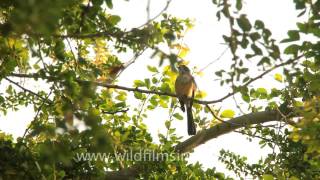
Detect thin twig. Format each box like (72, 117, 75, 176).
(37, 41, 49, 72)
(232, 94, 246, 114)
(136, 76, 163, 120)
(205, 104, 284, 128)
(206, 104, 243, 126)
(77, 0, 92, 34)
(22, 87, 54, 139)
(198, 46, 229, 72)
(234, 130, 275, 143)
(4, 77, 52, 104)
(146, 0, 151, 21)
(102, 108, 129, 115)
(136, 0, 172, 29)
(66, 38, 77, 61)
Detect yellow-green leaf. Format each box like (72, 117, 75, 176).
(108, 15, 121, 26)
(196, 90, 207, 99)
(178, 46, 190, 58)
(159, 99, 168, 108)
(114, 131, 121, 137)
(289, 176, 299, 180)
(290, 133, 301, 142)
(274, 73, 283, 82)
(221, 109, 235, 118)
(262, 174, 274, 180)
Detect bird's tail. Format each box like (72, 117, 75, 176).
(187, 90, 196, 135)
(187, 106, 196, 135)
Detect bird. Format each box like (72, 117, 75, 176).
(175, 65, 197, 135)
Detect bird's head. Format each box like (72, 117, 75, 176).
(177, 65, 191, 74)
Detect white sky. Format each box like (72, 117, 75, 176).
(0, 0, 300, 178)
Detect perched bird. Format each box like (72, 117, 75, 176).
(175, 65, 197, 135)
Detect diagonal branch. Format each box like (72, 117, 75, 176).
(22, 87, 54, 139)
(4, 77, 52, 104)
(174, 110, 283, 153)
(104, 110, 297, 179)
(137, 0, 172, 29)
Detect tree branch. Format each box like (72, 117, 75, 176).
(102, 108, 129, 115)
(104, 110, 295, 179)
(9, 56, 300, 105)
(137, 0, 172, 29)
(4, 77, 52, 104)
(22, 87, 54, 139)
(174, 110, 283, 153)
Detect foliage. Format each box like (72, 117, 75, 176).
(0, 0, 319, 179)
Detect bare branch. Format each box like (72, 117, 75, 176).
(174, 110, 283, 153)
(136, 0, 172, 29)
(198, 46, 229, 72)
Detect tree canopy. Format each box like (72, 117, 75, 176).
(0, 0, 320, 179)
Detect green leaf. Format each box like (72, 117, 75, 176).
(108, 15, 121, 26)
(240, 36, 249, 48)
(144, 78, 151, 88)
(254, 20, 264, 29)
(93, 0, 104, 6)
(274, 73, 283, 82)
(258, 57, 271, 66)
(236, 0, 242, 10)
(160, 83, 171, 92)
(237, 15, 252, 32)
(33, 64, 40, 70)
(115, 93, 126, 101)
(0, 95, 4, 104)
(242, 93, 250, 103)
(105, 0, 113, 9)
(245, 54, 255, 59)
(147, 65, 158, 73)
(281, 30, 300, 43)
(134, 92, 143, 99)
(215, 70, 225, 77)
(289, 176, 300, 180)
(159, 99, 168, 108)
(134, 80, 145, 87)
(221, 109, 235, 118)
(239, 68, 249, 74)
(152, 77, 158, 84)
(297, 22, 307, 33)
(114, 130, 121, 137)
(288, 30, 300, 40)
(256, 87, 268, 99)
(262, 174, 274, 180)
(249, 32, 261, 41)
(150, 96, 158, 106)
(165, 120, 171, 129)
(251, 44, 262, 55)
(173, 113, 183, 120)
(263, 29, 272, 41)
(257, 87, 267, 94)
(284, 44, 300, 55)
(115, 102, 126, 108)
(270, 44, 280, 59)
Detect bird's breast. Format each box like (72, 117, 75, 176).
(175, 74, 195, 98)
